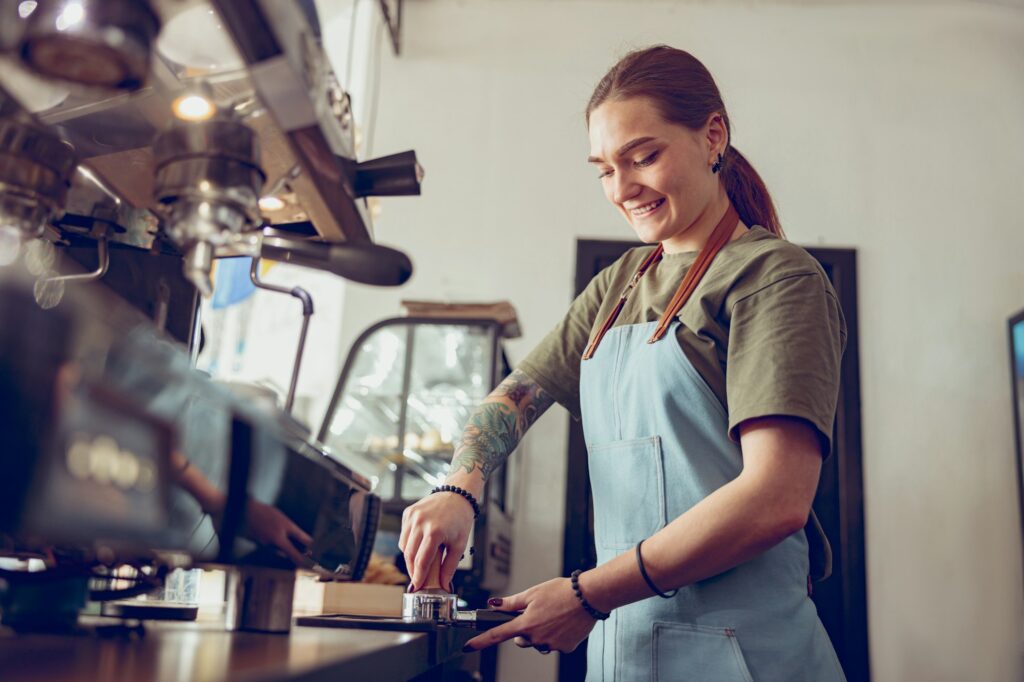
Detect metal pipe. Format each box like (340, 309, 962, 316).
(248, 257, 313, 414)
(39, 235, 110, 286)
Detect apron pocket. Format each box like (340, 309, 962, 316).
(588, 435, 666, 551)
(652, 622, 754, 682)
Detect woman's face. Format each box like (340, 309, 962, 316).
(588, 97, 724, 249)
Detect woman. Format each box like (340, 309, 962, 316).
(399, 45, 847, 681)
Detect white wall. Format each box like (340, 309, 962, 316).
(325, 1, 1024, 680)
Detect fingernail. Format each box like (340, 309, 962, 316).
(487, 598, 503, 607)
(462, 645, 473, 653)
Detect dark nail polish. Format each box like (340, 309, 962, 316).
(487, 598, 502, 607)
(462, 645, 473, 653)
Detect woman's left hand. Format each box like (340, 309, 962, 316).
(463, 577, 598, 654)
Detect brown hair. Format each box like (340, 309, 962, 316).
(586, 45, 783, 237)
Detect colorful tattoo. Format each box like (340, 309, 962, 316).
(493, 369, 553, 435)
(448, 370, 554, 481)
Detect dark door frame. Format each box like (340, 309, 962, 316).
(558, 239, 869, 682)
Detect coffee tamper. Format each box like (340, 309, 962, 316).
(402, 553, 517, 630)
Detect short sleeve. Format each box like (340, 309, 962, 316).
(726, 272, 846, 456)
(517, 269, 610, 420)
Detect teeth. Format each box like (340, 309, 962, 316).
(630, 199, 664, 216)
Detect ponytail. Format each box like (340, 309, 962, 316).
(721, 147, 783, 237)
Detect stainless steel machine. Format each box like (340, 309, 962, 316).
(0, 0, 420, 635)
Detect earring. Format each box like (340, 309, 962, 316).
(711, 153, 723, 174)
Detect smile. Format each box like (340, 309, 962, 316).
(629, 198, 665, 217)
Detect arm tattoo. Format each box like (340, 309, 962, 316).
(492, 369, 554, 436)
(449, 369, 555, 481)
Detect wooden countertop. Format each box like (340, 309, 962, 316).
(0, 617, 475, 682)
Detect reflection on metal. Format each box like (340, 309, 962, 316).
(33, 233, 109, 309)
(0, 119, 77, 239)
(19, 0, 161, 90)
(248, 257, 313, 415)
(153, 116, 265, 296)
(0, 225, 20, 266)
(22, 236, 54, 275)
(225, 566, 296, 633)
(402, 588, 457, 623)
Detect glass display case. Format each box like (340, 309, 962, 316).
(317, 317, 513, 596)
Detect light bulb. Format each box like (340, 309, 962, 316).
(258, 196, 285, 212)
(172, 93, 215, 122)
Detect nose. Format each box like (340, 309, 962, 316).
(609, 170, 641, 206)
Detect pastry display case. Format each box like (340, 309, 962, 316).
(318, 317, 514, 598)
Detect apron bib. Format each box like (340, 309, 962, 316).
(579, 319, 846, 682)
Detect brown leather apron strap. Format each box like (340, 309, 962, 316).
(582, 244, 663, 360)
(648, 203, 739, 344)
(582, 204, 740, 361)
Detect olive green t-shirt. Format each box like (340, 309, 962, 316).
(518, 226, 847, 455)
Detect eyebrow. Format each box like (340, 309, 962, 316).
(587, 136, 658, 164)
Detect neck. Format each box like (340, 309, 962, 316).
(661, 186, 741, 254)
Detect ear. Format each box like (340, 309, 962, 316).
(703, 112, 728, 161)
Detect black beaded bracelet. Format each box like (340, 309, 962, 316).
(570, 569, 610, 621)
(430, 484, 480, 519)
(635, 539, 679, 599)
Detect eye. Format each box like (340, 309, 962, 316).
(597, 168, 613, 179)
(634, 151, 659, 168)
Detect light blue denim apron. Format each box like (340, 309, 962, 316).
(579, 319, 846, 681)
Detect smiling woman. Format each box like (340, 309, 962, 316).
(400, 45, 847, 682)
(585, 45, 781, 249)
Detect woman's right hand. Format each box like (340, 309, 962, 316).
(399, 491, 476, 591)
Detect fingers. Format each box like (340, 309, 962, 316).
(289, 523, 313, 549)
(403, 528, 423, 586)
(463, 616, 524, 652)
(486, 589, 529, 612)
(439, 542, 464, 590)
(513, 638, 550, 654)
(398, 506, 412, 554)
(277, 533, 310, 567)
(411, 535, 442, 590)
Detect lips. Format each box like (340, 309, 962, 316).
(629, 198, 665, 217)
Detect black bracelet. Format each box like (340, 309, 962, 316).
(635, 539, 678, 599)
(430, 484, 480, 519)
(570, 569, 610, 621)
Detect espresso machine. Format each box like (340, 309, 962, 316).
(0, 0, 423, 634)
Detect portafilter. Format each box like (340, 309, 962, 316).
(0, 118, 77, 263)
(153, 116, 265, 296)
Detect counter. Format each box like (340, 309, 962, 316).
(0, 617, 476, 682)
